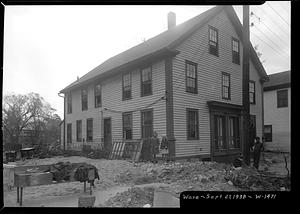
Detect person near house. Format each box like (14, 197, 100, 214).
(150, 131, 160, 163)
(252, 137, 264, 169)
(160, 136, 169, 162)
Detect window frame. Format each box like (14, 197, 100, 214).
(232, 37, 240, 65)
(94, 83, 102, 108)
(76, 120, 82, 142)
(249, 80, 256, 104)
(81, 88, 88, 111)
(67, 93, 72, 114)
(222, 72, 231, 100)
(140, 66, 153, 97)
(208, 26, 219, 57)
(141, 109, 153, 139)
(186, 108, 199, 140)
(122, 73, 132, 100)
(264, 125, 273, 142)
(185, 60, 198, 94)
(122, 112, 133, 140)
(277, 89, 288, 108)
(86, 118, 93, 142)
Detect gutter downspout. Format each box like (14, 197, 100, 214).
(58, 92, 66, 151)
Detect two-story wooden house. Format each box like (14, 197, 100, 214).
(59, 6, 268, 161)
(263, 70, 290, 153)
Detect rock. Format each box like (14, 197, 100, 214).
(143, 204, 151, 208)
(188, 186, 193, 190)
(233, 167, 242, 170)
(227, 181, 233, 185)
(280, 187, 286, 191)
(127, 198, 132, 203)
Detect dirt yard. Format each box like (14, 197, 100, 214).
(3, 152, 290, 207)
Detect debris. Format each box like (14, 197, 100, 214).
(143, 204, 151, 208)
(78, 195, 96, 207)
(227, 181, 233, 185)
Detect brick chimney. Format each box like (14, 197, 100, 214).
(168, 12, 176, 29)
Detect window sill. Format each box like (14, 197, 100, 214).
(141, 93, 152, 97)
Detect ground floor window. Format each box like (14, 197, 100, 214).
(141, 109, 153, 138)
(76, 120, 82, 142)
(67, 123, 72, 144)
(86, 118, 93, 142)
(264, 125, 272, 142)
(187, 109, 199, 140)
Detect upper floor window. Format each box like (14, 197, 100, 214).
(232, 38, 240, 64)
(94, 84, 101, 108)
(86, 118, 93, 142)
(186, 61, 198, 94)
(187, 109, 199, 140)
(67, 93, 72, 114)
(141, 67, 152, 97)
(123, 112, 133, 140)
(209, 26, 219, 56)
(277, 89, 288, 108)
(222, 72, 231, 100)
(81, 88, 88, 111)
(249, 81, 256, 104)
(123, 73, 132, 100)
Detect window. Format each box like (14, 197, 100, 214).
(94, 84, 101, 108)
(141, 67, 152, 96)
(232, 38, 240, 64)
(186, 61, 197, 93)
(81, 88, 88, 111)
(86, 118, 93, 142)
(187, 109, 199, 140)
(209, 26, 218, 56)
(264, 125, 272, 142)
(76, 120, 82, 142)
(123, 112, 133, 140)
(123, 73, 132, 100)
(228, 116, 240, 149)
(141, 109, 153, 138)
(249, 81, 256, 104)
(67, 123, 72, 144)
(67, 93, 72, 114)
(277, 89, 288, 108)
(222, 73, 231, 100)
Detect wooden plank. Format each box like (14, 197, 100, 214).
(114, 142, 121, 159)
(109, 142, 117, 159)
(133, 141, 143, 162)
(119, 142, 126, 159)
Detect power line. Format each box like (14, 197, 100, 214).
(250, 31, 289, 60)
(250, 11, 289, 47)
(266, 2, 290, 27)
(251, 22, 290, 57)
(255, 6, 290, 36)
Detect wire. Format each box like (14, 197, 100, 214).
(250, 31, 289, 60)
(250, 11, 289, 47)
(103, 95, 166, 114)
(266, 2, 290, 27)
(251, 23, 290, 57)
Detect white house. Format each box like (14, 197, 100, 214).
(59, 6, 268, 161)
(263, 70, 290, 153)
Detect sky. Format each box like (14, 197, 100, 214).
(3, 2, 291, 118)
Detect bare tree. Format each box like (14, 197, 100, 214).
(2, 92, 58, 147)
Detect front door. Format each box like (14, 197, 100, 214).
(104, 118, 112, 151)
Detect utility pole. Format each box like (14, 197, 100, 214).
(242, 5, 251, 165)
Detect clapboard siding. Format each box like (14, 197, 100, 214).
(249, 60, 263, 140)
(64, 60, 166, 150)
(172, 10, 263, 158)
(263, 88, 291, 152)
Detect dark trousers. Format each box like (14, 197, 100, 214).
(253, 151, 261, 169)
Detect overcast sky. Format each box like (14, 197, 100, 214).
(3, 2, 290, 118)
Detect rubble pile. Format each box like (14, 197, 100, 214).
(103, 187, 154, 207)
(224, 166, 290, 191)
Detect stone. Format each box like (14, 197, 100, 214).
(227, 181, 233, 185)
(143, 204, 151, 208)
(280, 187, 286, 191)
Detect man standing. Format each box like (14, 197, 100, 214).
(150, 132, 160, 163)
(252, 137, 264, 169)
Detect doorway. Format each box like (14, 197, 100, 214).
(104, 118, 112, 151)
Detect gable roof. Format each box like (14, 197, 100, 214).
(60, 6, 268, 93)
(264, 70, 290, 91)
